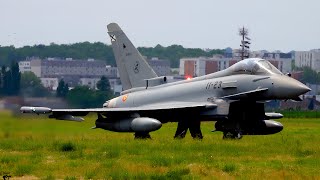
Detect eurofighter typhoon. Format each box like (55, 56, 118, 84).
(21, 23, 311, 139)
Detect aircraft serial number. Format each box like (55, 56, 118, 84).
(206, 81, 222, 90)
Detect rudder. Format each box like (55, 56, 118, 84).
(107, 23, 158, 90)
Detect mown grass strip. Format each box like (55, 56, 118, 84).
(0, 111, 319, 179)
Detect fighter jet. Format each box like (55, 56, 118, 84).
(20, 23, 311, 139)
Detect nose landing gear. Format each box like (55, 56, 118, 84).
(222, 131, 243, 139)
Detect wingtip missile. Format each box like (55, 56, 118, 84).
(20, 106, 52, 114)
(265, 112, 283, 119)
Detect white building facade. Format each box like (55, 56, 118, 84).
(18, 61, 32, 73)
(79, 78, 101, 89)
(18, 57, 120, 93)
(295, 50, 320, 72)
(40, 78, 59, 90)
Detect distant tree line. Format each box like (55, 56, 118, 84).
(0, 42, 224, 68)
(138, 44, 224, 68)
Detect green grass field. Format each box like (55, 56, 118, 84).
(0, 111, 319, 179)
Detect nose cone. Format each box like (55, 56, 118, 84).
(272, 76, 311, 99)
(295, 83, 311, 95)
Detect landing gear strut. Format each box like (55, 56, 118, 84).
(174, 120, 203, 139)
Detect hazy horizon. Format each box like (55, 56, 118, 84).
(1, 0, 319, 52)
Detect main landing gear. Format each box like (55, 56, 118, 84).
(174, 119, 203, 139)
(215, 120, 243, 139)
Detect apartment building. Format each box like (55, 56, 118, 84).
(147, 57, 171, 76)
(262, 52, 292, 73)
(179, 55, 236, 77)
(19, 57, 119, 91)
(295, 50, 320, 72)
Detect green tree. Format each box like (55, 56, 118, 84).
(20, 72, 41, 88)
(56, 79, 69, 97)
(96, 76, 110, 91)
(0, 62, 21, 96)
(10, 61, 21, 95)
(63, 83, 69, 96)
(20, 71, 50, 97)
(0, 66, 6, 95)
(3, 68, 11, 95)
(66, 86, 110, 108)
(302, 67, 320, 84)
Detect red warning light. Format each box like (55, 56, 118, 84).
(185, 76, 192, 80)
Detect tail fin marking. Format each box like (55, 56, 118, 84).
(107, 23, 158, 90)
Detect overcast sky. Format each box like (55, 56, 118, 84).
(1, 0, 319, 52)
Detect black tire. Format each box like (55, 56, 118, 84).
(134, 132, 151, 139)
(223, 131, 242, 139)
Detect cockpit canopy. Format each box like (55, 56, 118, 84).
(230, 58, 283, 75)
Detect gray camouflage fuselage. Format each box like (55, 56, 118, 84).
(104, 58, 310, 123)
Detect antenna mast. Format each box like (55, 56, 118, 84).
(239, 26, 251, 60)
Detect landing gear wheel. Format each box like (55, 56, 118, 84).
(223, 132, 233, 139)
(134, 132, 151, 139)
(235, 132, 243, 139)
(223, 131, 242, 139)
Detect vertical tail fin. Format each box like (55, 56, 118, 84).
(107, 23, 158, 90)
